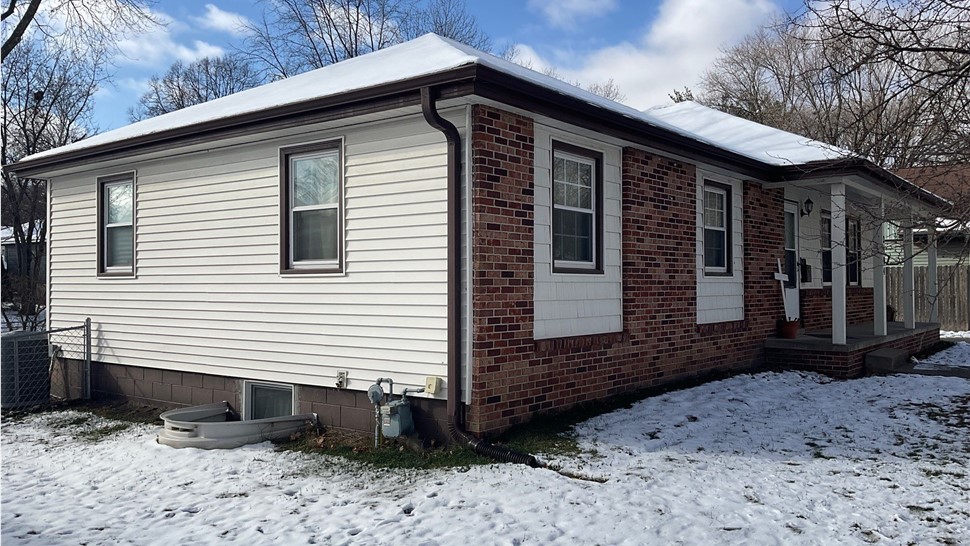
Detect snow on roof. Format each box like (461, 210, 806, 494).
(19, 33, 851, 169)
(646, 101, 851, 166)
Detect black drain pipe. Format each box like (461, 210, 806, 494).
(420, 86, 540, 468)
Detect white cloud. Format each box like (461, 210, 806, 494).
(516, 0, 779, 109)
(527, 0, 617, 29)
(194, 4, 251, 36)
(115, 9, 225, 66)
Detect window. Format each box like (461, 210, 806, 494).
(847, 218, 862, 285)
(703, 182, 731, 274)
(552, 142, 602, 273)
(280, 141, 343, 273)
(821, 212, 832, 284)
(98, 174, 135, 276)
(245, 381, 295, 420)
(884, 221, 901, 241)
(783, 204, 797, 288)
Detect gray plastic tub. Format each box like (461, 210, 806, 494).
(157, 401, 316, 449)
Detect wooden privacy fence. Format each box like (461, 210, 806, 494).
(887, 265, 970, 331)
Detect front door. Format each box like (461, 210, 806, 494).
(783, 202, 800, 320)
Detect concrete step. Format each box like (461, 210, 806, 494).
(865, 348, 909, 374)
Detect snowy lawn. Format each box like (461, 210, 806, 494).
(914, 340, 970, 371)
(3, 369, 969, 545)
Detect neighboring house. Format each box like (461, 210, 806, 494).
(888, 165, 970, 267)
(1, 222, 46, 302)
(9, 35, 947, 441)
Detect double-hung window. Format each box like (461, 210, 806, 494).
(280, 141, 343, 273)
(552, 142, 602, 273)
(98, 174, 135, 276)
(703, 182, 730, 274)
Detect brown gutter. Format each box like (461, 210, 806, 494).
(419, 86, 463, 426)
(420, 85, 539, 467)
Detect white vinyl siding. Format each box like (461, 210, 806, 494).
(696, 171, 743, 324)
(533, 124, 622, 339)
(47, 111, 460, 394)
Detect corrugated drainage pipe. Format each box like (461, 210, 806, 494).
(420, 85, 541, 469)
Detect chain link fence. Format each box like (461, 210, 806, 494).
(1, 318, 91, 409)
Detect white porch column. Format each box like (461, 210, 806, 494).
(831, 183, 847, 345)
(928, 228, 938, 323)
(902, 215, 916, 329)
(873, 199, 887, 336)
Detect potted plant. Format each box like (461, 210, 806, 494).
(778, 315, 800, 339)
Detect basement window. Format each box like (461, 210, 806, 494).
(245, 381, 295, 420)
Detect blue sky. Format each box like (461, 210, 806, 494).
(95, 0, 806, 132)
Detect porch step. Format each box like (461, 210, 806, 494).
(865, 348, 909, 374)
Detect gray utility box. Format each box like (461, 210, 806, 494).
(1, 331, 51, 408)
(380, 399, 415, 438)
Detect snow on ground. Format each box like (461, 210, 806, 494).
(3, 368, 969, 545)
(914, 340, 970, 370)
(942, 330, 970, 340)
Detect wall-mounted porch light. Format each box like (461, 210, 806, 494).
(801, 197, 814, 217)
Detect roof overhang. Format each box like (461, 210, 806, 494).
(776, 158, 951, 212)
(9, 63, 945, 214)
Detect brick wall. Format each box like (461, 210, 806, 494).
(800, 287, 875, 330)
(467, 105, 788, 436)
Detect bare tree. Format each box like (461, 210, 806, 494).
(503, 46, 627, 102)
(700, 3, 969, 173)
(698, 0, 970, 305)
(1, 0, 158, 61)
(2, 36, 101, 330)
(128, 54, 265, 121)
(668, 87, 695, 103)
(2, 0, 158, 330)
(399, 0, 489, 49)
(241, 0, 490, 79)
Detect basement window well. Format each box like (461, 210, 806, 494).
(157, 381, 312, 449)
(245, 381, 295, 420)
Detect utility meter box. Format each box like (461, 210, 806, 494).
(380, 399, 414, 438)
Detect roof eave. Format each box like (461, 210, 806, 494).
(777, 158, 952, 211)
(9, 65, 482, 178)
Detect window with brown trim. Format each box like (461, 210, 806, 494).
(280, 140, 343, 274)
(97, 173, 135, 276)
(552, 141, 603, 274)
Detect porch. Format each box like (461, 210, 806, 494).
(765, 321, 940, 378)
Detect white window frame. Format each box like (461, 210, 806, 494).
(243, 380, 297, 420)
(703, 183, 730, 274)
(98, 174, 135, 276)
(552, 148, 598, 272)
